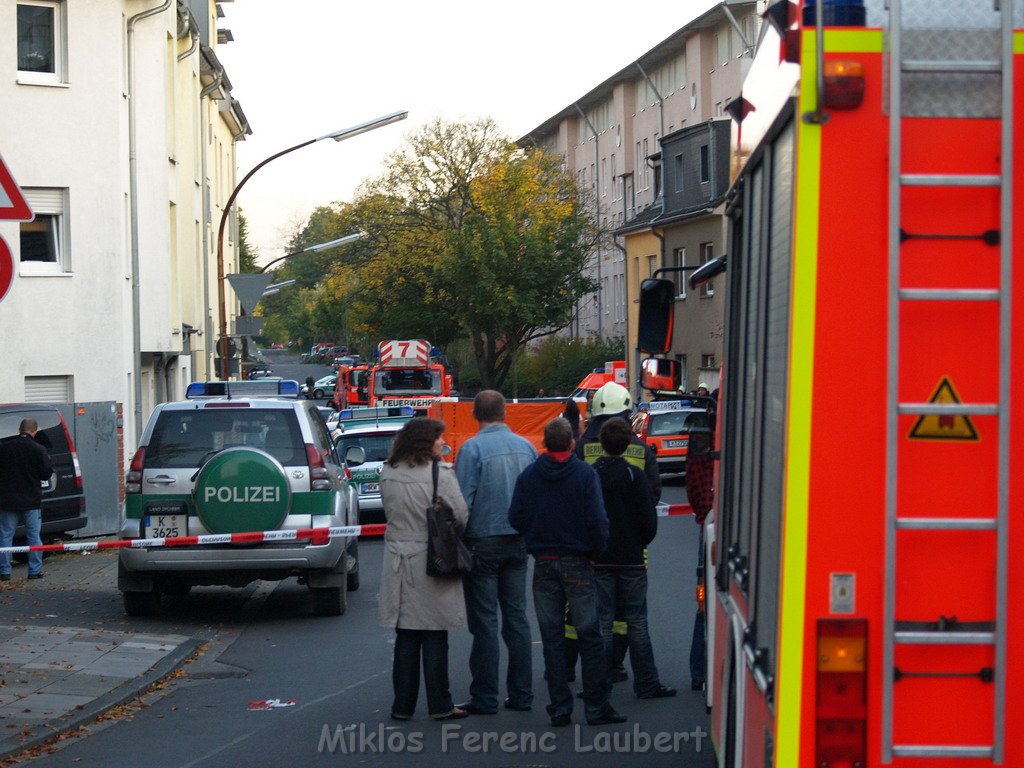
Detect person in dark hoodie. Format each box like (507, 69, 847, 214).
(576, 382, 661, 502)
(0, 418, 52, 581)
(593, 417, 676, 699)
(509, 417, 625, 728)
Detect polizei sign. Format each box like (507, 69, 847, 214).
(193, 448, 291, 533)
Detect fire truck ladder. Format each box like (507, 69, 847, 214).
(883, 0, 1012, 762)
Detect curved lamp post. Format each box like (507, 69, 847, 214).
(217, 111, 407, 379)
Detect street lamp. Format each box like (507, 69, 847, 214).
(216, 110, 408, 379)
(258, 231, 367, 274)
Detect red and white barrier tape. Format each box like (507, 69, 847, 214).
(0, 523, 388, 555)
(656, 502, 692, 517)
(2, 506, 692, 554)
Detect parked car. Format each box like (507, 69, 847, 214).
(0, 404, 86, 541)
(302, 375, 337, 400)
(334, 405, 414, 525)
(117, 379, 365, 617)
(630, 399, 712, 476)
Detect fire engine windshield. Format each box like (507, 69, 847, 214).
(375, 369, 442, 396)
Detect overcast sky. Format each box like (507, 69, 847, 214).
(215, 0, 719, 263)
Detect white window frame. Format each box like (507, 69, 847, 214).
(699, 242, 715, 297)
(673, 247, 687, 298)
(17, 1, 67, 86)
(20, 188, 70, 274)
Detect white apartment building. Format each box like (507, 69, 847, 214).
(0, 0, 248, 449)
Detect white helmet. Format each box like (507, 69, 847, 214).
(591, 382, 632, 416)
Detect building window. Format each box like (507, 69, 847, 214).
(20, 188, 69, 273)
(610, 154, 618, 200)
(648, 254, 658, 279)
(642, 138, 650, 191)
(699, 242, 715, 297)
(701, 354, 717, 369)
(601, 158, 607, 196)
(700, 145, 710, 183)
(673, 248, 687, 298)
(17, 1, 66, 84)
(674, 154, 684, 191)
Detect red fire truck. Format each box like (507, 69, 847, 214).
(331, 363, 370, 409)
(368, 339, 452, 408)
(639, 1, 1020, 765)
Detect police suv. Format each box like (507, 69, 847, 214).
(333, 405, 414, 525)
(117, 380, 364, 617)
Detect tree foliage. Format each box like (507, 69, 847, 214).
(258, 118, 600, 383)
(237, 211, 259, 273)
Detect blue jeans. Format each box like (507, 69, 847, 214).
(595, 568, 663, 696)
(0, 509, 42, 577)
(532, 556, 611, 720)
(689, 528, 707, 684)
(392, 629, 455, 718)
(463, 535, 533, 710)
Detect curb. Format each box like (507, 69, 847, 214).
(0, 637, 202, 763)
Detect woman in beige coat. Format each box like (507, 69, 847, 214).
(380, 417, 470, 721)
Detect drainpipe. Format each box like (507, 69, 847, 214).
(199, 67, 224, 381)
(176, 16, 198, 62)
(574, 103, 602, 337)
(127, 0, 174, 441)
(635, 62, 666, 211)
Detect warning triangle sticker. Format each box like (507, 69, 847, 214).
(0, 153, 34, 222)
(908, 376, 979, 441)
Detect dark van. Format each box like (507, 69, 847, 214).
(0, 405, 86, 540)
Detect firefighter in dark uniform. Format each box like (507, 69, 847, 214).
(572, 381, 661, 681)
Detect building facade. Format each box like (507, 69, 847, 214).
(519, 0, 761, 393)
(0, 0, 248, 448)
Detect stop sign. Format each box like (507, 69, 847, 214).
(0, 236, 12, 304)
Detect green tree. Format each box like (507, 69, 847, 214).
(352, 118, 598, 387)
(237, 211, 259, 273)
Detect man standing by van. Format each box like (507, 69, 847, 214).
(0, 418, 52, 580)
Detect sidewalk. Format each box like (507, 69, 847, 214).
(0, 550, 199, 762)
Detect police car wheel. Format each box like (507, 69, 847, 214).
(314, 388, 324, 399)
(123, 589, 161, 617)
(311, 585, 346, 616)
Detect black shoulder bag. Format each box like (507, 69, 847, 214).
(426, 460, 474, 578)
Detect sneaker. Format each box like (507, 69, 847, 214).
(638, 684, 677, 699)
(586, 709, 627, 725)
(612, 665, 629, 683)
(432, 707, 469, 721)
(691, 680, 705, 691)
(503, 698, 531, 712)
(27, 573, 43, 580)
(550, 713, 572, 727)
(390, 712, 413, 721)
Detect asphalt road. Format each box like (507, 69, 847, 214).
(19, 482, 710, 768)
(258, 348, 334, 401)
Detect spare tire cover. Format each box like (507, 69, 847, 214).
(193, 447, 291, 534)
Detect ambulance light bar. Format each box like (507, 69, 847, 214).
(185, 380, 300, 399)
(338, 405, 415, 421)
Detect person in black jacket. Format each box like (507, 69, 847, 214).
(593, 417, 676, 699)
(0, 418, 53, 581)
(509, 417, 626, 727)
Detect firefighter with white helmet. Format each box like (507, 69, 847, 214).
(576, 382, 661, 501)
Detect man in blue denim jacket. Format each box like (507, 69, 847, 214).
(455, 390, 537, 714)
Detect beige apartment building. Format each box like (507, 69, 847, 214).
(519, 0, 762, 395)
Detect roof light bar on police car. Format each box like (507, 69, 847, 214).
(338, 405, 415, 421)
(185, 380, 301, 399)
